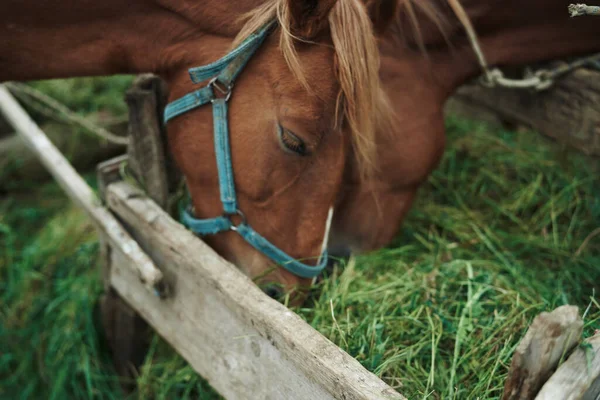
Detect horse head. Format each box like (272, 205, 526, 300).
(162, 0, 398, 300)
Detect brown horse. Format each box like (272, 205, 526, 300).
(3, 0, 598, 299)
(329, 0, 600, 257)
(0, 0, 397, 297)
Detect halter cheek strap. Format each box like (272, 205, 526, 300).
(164, 23, 328, 279)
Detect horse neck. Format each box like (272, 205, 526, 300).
(0, 0, 260, 82)
(393, 0, 600, 96)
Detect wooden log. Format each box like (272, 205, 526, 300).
(0, 123, 125, 188)
(447, 67, 600, 156)
(502, 305, 583, 400)
(96, 74, 176, 392)
(0, 85, 166, 296)
(535, 333, 600, 400)
(105, 181, 404, 400)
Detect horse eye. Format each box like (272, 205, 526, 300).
(278, 125, 307, 156)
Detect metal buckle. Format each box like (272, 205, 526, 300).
(209, 77, 233, 102)
(226, 209, 246, 231)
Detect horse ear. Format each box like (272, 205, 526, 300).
(287, 0, 338, 39)
(366, 0, 400, 34)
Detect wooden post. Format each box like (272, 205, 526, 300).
(535, 333, 600, 399)
(96, 159, 153, 389)
(99, 286, 151, 390)
(124, 74, 180, 210)
(95, 74, 177, 388)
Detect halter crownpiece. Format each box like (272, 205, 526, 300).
(164, 22, 329, 279)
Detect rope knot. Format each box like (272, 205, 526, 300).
(479, 68, 503, 88)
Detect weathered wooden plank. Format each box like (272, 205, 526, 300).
(448, 67, 600, 156)
(105, 181, 404, 400)
(535, 333, 600, 400)
(0, 85, 165, 295)
(502, 305, 583, 400)
(125, 74, 171, 209)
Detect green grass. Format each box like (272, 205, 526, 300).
(1, 77, 599, 399)
(300, 116, 600, 399)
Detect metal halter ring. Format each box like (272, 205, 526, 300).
(226, 209, 246, 231)
(209, 77, 233, 102)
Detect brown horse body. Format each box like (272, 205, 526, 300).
(330, 0, 600, 256)
(2, 0, 599, 297)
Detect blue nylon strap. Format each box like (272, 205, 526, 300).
(179, 207, 328, 278)
(163, 86, 214, 123)
(212, 99, 237, 214)
(180, 207, 232, 235)
(188, 22, 275, 84)
(215, 28, 271, 88)
(235, 224, 328, 279)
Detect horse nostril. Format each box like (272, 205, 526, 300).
(328, 244, 352, 260)
(263, 284, 284, 300)
(323, 245, 352, 276)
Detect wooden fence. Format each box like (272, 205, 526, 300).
(0, 81, 404, 400)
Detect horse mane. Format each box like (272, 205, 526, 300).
(393, 0, 453, 54)
(233, 0, 393, 179)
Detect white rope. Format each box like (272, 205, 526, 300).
(4, 82, 129, 145)
(446, 0, 492, 81)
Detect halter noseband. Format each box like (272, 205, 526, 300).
(163, 23, 328, 279)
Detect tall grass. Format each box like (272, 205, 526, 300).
(1, 77, 599, 399)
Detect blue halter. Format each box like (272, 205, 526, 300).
(164, 23, 328, 279)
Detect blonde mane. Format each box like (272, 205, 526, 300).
(233, 0, 393, 178)
(394, 0, 452, 54)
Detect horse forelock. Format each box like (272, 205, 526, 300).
(233, 0, 395, 179)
